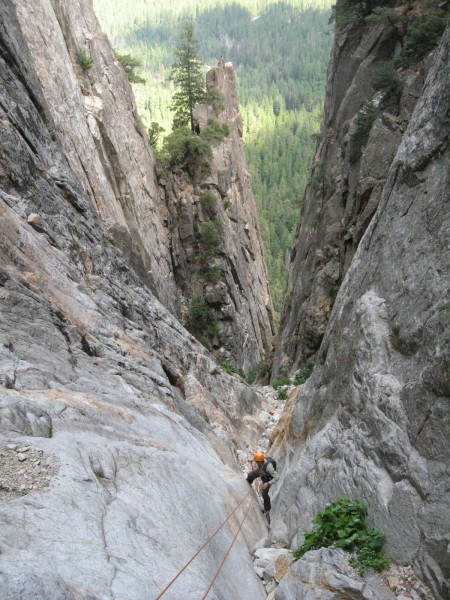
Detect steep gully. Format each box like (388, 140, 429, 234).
(0, 0, 449, 599)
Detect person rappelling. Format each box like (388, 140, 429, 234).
(246, 452, 279, 516)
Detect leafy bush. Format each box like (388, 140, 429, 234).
(147, 121, 165, 146)
(201, 118, 230, 144)
(272, 376, 291, 389)
(332, 0, 397, 27)
(246, 354, 270, 384)
(114, 50, 146, 83)
(348, 101, 378, 164)
(277, 388, 288, 400)
(163, 128, 212, 179)
(200, 191, 218, 217)
(201, 265, 222, 284)
(394, 11, 447, 67)
(196, 219, 223, 284)
(205, 88, 225, 114)
(218, 361, 244, 378)
(328, 284, 341, 303)
(370, 62, 401, 97)
(293, 363, 314, 385)
(77, 49, 93, 71)
(186, 295, 220, 342)
(293, 497, 390, 575)
(199, 220, 222, 259)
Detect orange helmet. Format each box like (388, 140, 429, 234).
(253, 452, 265, 462)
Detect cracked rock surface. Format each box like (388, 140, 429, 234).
(270, 25, 450, 600)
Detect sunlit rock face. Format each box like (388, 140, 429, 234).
(274, 16, 438, 377)
(270, 25, 450, 600)
(165, 59, 275, 374)
(0, 2, 273, 598)
(2, 0, 273, 375)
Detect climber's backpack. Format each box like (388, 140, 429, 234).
(262, 456, 277, 474)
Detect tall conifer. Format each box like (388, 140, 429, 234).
(170, 20, 205, 133)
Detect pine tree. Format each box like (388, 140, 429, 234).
(170, 20, 205, 133)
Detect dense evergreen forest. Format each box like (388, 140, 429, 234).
(93, 0, 333, 321)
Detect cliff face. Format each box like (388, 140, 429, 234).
(273, 13, 436, 377)
(2, 0, 273, 374)
(270, 23, 450, 600)
(0, 1, 274, 598)
(163, 60, 274, 373)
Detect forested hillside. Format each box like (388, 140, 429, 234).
(93, 0, 333, 319)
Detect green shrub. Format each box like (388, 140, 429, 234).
(272, 376, 291, 389)
(201, 265, 222, 284)
(246, 354, 270, 384)
(218, 361, 244, 378)
(328, 284, 341, 303)
(293, 497, 390, 575)
(277, 388, 288, 400)
(200, 191, 218, 217)
(163, 128, 212, 179)
(77, 49, 93, 71)
(370, 62, 401, 97)
(332, 0, 397, 27)
(205, 88, 225, 114)
(293, 363, 314, 385)
(148, 121, 165, 146)
(201, 118, 230, 144)
(394, 11, 447, 67)
(186, 295, 220, 343)
(198, 220, 222, 260)
(114, 50, 146, 83)
(348, 101, 378, 164)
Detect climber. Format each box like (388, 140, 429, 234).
(246, 452, 279, 513)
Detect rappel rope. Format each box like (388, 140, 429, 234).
(201, 497, 253, 599)
(154, 490, 253, 599)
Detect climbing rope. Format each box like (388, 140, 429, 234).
(201, 497, 253, 599)
(154, 490, 252, 599)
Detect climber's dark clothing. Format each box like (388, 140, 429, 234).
(246, 459, 279, 511)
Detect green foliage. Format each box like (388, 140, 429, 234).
(186, 295, 220, 342)
(77, 49, 93, 71)
(272, 376, 291, 389)
(277, 388, 288, 400)
(170, 20, 206, 132)
(201, 118, 230, 144)
(93, 0, 334, 319)
(148, 121, 165, 146)
(246, 353, 270, 384)
(198, 220, 222, 258)
(348, 101, 378, 164)
(218, 360, 244, 378)
(205, 87, 225, 114)
(394, 11, 447, 68)
(328, 283, 341, 302)
(201, 265, 222, 283)
(114, 50, 146, 83)
(333, 0, 397, 26)
(370, 62, 401, 97)
(200, 191, 218, 216)
(365, 6, 406, 29)
(272, 376, 291, 399)
(196, 219, 223, 280)
(293, 363, 314, 385)
(293, 497, 390, 575)
(163, 127, 212, 178)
